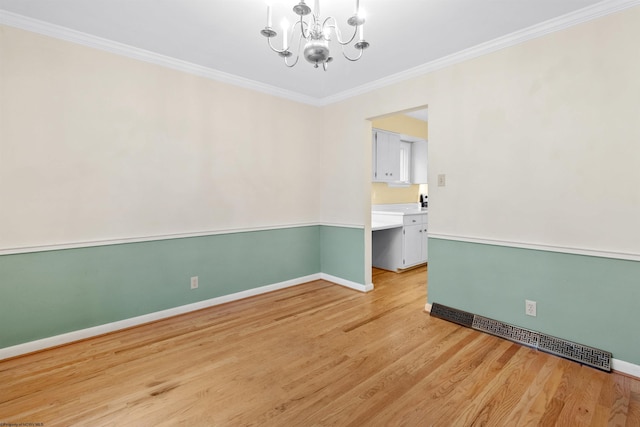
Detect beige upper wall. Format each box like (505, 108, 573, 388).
(0, 25, 322, 249)
(3, 5, 640, 257)
(321, 6, 640, 259)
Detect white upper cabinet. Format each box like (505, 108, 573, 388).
(411, 139, 428, 184)
(372, 129, 427, 185)
(372, 129, 401, 182)
(399, 141, 412, 183)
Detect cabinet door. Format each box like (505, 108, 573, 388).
(399, 141, 412, 183)
(373, 130, 388, 181)
(402, 224, 423, 267)
(421, 220, 428, 263)
(386, 132, 401, 181)
(372, 131, 379, 181)
(373, 130, 401, 182)
(411, 140, 428, 184)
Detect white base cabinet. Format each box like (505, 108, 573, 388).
(402, 214, 428, 268)
(372, 212, 428, 272)
(372, 228, 403, 271)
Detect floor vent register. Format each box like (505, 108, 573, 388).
(430, 303, 612, 372)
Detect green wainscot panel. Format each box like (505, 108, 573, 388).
(0, 226, 321, 348)
(320, 226, 365, 285)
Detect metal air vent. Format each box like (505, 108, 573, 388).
(430, 303, 474, 328)
(429, 303, 612, 372)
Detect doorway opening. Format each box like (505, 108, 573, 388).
(369, 106, 429, 297)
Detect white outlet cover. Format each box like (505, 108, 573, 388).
(190, 276, 198, 289)
(525, 300, 536, 316)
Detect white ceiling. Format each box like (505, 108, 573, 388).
(0, 0, 617, 102)
(404, 109, 428, 123)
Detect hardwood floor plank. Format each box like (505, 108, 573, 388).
(1, 266, 638, 426)
(625, 377, 640, 426)
(542, 363, 604, 426)
(489, 353, 559, 422)
(403, 338, 519, 423)
(345, 333, 512, 426)
(305, 328, 482, 426)
(608, 374, 632, 426)
(446, 343, 544, 425)
(508, 356, 565, 426)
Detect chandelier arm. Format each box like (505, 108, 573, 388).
(283, 54, 301, 68)
(323, 17, 359, 46)
(341, 46, 364, 62)
(283, 31, 305, 67)
(267, 36, 287, 55)
(295, 17, 309, 40)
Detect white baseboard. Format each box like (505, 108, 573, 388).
(612, 358, 640, 379)
(0, 273, 322, 361)
(3, 276, 638, 379)
(320, 273, 373, 293)
(14, 273, 635, 377)
(0, 272, 374, 360)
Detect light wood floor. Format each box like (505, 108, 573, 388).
(1, 266, 639, 426)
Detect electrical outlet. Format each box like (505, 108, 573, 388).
(525, 300, 536, 317)
(437, 174, 446, 187)
(190, 276, 198, 290)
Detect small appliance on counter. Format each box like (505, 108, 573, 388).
(419, 194, 428, 208)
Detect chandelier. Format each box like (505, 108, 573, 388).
(260, 0, 369, 70)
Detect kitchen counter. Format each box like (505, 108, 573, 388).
(372, 203, 428, 271)
(372, 203, 427, 228)
(371, 219, 403, 231)
(372, 203, 427, 231)
(372, 203, 427, 216)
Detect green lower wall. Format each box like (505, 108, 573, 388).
(428, 238, 640, 365)
(0, 226, 324, 349)
(320, 226, 365, 285)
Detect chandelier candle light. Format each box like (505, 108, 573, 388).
(260, 0, 369, 70)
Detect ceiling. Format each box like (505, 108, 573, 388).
(0, 0, 613, 102)
(404, 109, 428, 123)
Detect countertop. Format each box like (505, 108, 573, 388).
(372, 203, 427, 216)
(372, 203, 427, 231)
(371, 221, 402, 231)
(371, 219, 403, 231)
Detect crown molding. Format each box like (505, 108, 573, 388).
(317, 0, 640, 106)
(2, 0, 640, 107)
(0, 10, 320, 106)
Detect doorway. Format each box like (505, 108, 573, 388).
(369, 107, 429, 295)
